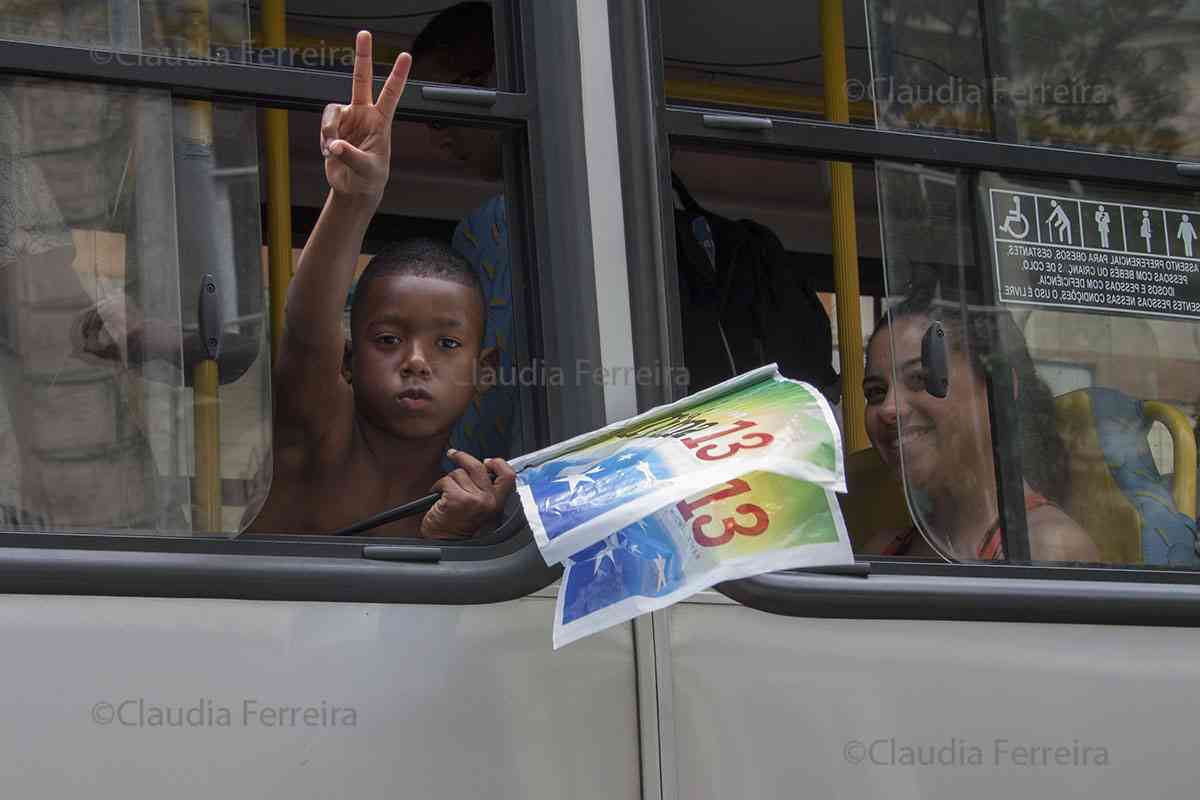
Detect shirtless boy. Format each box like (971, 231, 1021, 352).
(248, 32, 515, 538)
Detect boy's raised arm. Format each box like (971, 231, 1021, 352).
(273, 32, 412, 447)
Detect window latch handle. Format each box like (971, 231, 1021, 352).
(1176, 163, 1200, 178)
(420, 85, 498, 107)
(197, 273, 222, 360)
(702, 114, 773, 132)
(789, 562, 871, 578)
(362, 545, 443, 563)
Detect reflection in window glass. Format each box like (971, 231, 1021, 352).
(1, 1, 251, 57)
(248, 1, 504, 87)
(1000, 0, 1200, 158)
(866, 1, 1200, 158)
(864, 1, 990, 136)
(141, 0, 251, 57)
(659, 0, 873, 119)
(0, 76, 269, 535)
(868, 162, 1200, 568)
(1, 0, 109, 47)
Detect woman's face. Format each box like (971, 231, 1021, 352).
(863, 316, 993, 493)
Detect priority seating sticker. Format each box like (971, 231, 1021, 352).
(988, 188, 1200, 320)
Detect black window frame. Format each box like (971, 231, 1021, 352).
(610, 0, 1200, 627)
(0, 0, 618, 604)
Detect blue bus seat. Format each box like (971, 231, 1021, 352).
(1055, 388, 1198, 566)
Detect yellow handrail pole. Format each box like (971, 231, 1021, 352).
(193, 357, 222, 531)
(820, 0, 869, 452)
(262, 0, 293, 363)
(183, 2, 222, 531)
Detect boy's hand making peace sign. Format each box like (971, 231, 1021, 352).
(320, 31, 412, 198)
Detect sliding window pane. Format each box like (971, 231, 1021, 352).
(0, 76, 270, 535)
(866, 0, 1200, 157)
(1, 1, 251, 58)
(659, 0, 874, 121)
(872, 162, 1200, 567)
(249, 1, 513, 89)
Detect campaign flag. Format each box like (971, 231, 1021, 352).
(552, 470, 851, 648)
(513, 365, 845, 566)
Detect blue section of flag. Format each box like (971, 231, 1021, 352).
(521, 443, 672, 545)
(560, 518, 685, 625)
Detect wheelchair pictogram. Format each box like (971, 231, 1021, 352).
(998, 195, 1031, 240)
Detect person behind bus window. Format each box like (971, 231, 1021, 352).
(246, 33, 514, 538)
(860, 296, 1099, 562)
(408, 1, 517, 463)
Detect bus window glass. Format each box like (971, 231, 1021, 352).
(864, 1, 990, 137)
(0, 75, 270, 535)
(316, 111, 529, 464)
(0, 0, 252, 58)
(236, 108, 530, 538)
(667, 143, 883, 407)
(867, 0, 1200, 158)
(248, 2, 511, 89)
(658, 0, 873, 121)
(868, 162, 1200, 568)
(667, 145, 910, 548)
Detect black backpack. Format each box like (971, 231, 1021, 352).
(672, 173, 838, 395)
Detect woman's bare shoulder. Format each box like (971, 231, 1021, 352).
(1028, 504, 1101, 563)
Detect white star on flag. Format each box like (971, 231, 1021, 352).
(552, 462, 606, 493)
(593, 537, 619, 576)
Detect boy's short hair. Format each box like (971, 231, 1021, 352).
(350, 238, 486, 343)
(411, 2, 495, 59)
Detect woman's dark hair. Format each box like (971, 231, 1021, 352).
(869, 294, 1068, 502)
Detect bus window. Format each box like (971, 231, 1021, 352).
(244, 1, 517, 91)
(867, 0, 1200, 158)
(282, 109, 531, 468)
(817, 292, 878, 376)
(869, 164, 1200, 568)
(668, 144, 883, 406)
(658, 0, 873, 122)
(0, 75, 270, 535)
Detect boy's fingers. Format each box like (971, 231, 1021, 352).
(320, 103, 344, 155)
(447, 448, 491, 491)
(445, 468, 479, 498)
(326, 140, 374, 176)
(375, 52, 412, 122)
(431, 471, 466, 497)
(485, 458, 517, 503)
(440, 475, 473, 503)
(350, 30, 374, 106)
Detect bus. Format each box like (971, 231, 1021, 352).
(2, 1, 1200, 798)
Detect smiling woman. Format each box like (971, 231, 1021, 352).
(861, 293, 1099, 563)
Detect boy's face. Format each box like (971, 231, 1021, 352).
(347, 273, 491, 441)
